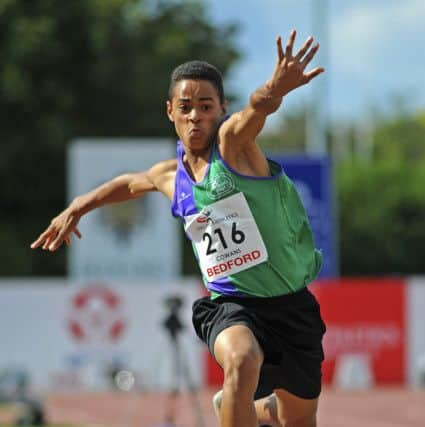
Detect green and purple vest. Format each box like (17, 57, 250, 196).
(171, 140, 322, 299)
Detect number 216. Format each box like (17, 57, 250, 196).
(202, 222, 245, 255)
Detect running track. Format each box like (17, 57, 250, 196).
(45, 387, 424, 427)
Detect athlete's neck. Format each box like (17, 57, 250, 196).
(183, 146, 211, 183)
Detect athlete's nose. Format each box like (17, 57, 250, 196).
(189, 107, 201, 122)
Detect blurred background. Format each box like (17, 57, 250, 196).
(0, 0, 424, 426)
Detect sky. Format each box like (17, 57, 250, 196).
(206, 0, 425, 129)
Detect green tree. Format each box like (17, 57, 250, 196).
(338, 112, 425, 275)
(0, 0, 240, 276)
(256, 104, 425, 276)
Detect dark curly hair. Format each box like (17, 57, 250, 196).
(168, 60, 225, 103)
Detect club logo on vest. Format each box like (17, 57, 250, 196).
(206, 173, 235, 200)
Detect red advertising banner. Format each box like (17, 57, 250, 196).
(205, 278, 406, 386)
(311, 278, 406, 384)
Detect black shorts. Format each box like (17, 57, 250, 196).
(192, 287, 326, 399)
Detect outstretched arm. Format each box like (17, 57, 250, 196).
(30, 159, 176, 252)
(220, 30, 324, 147)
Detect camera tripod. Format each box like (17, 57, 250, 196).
(161, 296, 205, 427)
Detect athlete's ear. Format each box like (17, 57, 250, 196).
(221, 99, 228, 115)
(166, 100, 174, 122)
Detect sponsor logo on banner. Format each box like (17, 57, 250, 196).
(100, 197, 147, 243)
(324, 324, 401, 358)
(68, 284, 126, 344)
(311, 278, 406, 384)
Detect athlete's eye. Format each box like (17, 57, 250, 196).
(179, 104, 190, 113)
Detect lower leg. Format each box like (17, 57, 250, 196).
(254, 393, 279, 426)
(220, 378, 258, 427)
(274, 389, 318, 427)
(214, 390, 316, 427)
(250, 390, 319, 427)
(214, 325, 264, 427)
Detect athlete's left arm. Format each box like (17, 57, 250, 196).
(219, 30, 324, 151)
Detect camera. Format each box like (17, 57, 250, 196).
(162, 294, 185, 339)
(163, 295, 184, 313)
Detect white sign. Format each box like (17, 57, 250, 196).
(0, 279, 203, 391)
(68, 139, 180, 280)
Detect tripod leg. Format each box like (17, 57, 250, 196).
(174, 337, 206, 427)
(163, 339, 183, 426)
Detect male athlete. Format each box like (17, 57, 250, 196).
(32, 30, 326, 427)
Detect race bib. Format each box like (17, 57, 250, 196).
(184, 192, 268, 281)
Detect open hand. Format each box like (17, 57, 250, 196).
(30, 209, 82, 252)
(267, 30, 324, 97)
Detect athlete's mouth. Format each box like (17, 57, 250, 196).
(189, 128, 202, 136)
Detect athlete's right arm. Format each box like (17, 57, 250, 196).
(30, 158, 177, 252)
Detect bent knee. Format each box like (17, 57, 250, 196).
(221, 348, 263, 396)
(214, 325, 264, 375)
(223, 348, 262, 379)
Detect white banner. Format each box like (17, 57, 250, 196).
(0, 279, 204, 392)
(407, 277, 425, 387)
(68, 139, 180, 280)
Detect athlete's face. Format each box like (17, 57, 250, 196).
(167, 79, 226, 151)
